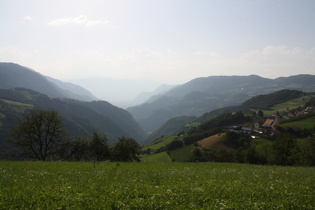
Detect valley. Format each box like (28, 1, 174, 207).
(2, 1, 314, 209)
(1, 62, 315, 166)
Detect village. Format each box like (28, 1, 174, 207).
(230, 106, 315, 138)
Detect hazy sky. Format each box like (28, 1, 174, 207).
(1, 0, 315, 84)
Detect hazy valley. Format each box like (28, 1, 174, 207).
(1, 62, 315, 164)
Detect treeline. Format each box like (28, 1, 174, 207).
(4, 109, 140, 162)
(60, 134, 140, 162)
(190, 131, 315, 166)
(162, 129, 315, 166)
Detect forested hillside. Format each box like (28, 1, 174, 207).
(0, 88, 146, 155)
(128, 75, 315, 132)
(143, 89, 311, 144)
(141, 90, 315, 166)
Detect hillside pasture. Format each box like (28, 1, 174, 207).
(0, 99, 33, 111)
(142, 136, 176, 151)
(0, 161, 313, 209)
(263, 94, 315, 115)
(168, 144, 194, 162)
(280, 116, 315, 129)
(140, 152, 172, 163)
(197, 133, 226, 150)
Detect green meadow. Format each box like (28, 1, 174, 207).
(262, 94, 315, 115)
(281, 116, 315, 129)
(0, 99, 33, 108)
(142, 136, 177, 151)
(0, 161, 314, 209)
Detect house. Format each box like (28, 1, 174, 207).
(263, 111, 279, 129)
(263, 119, 275, 128)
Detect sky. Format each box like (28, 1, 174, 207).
(1, 0, 315, 86)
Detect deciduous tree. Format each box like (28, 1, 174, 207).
(90, 132, 110, 161)
(9, 109, 67, 161)
(111, 137, 140, 162)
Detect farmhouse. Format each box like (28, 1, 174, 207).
(263, 111, 280, 129)
(262, 119, 275, 128)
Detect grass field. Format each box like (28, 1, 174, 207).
(168, 144, 194, 162)
(197, 134, 226, 150)
(1, 161, 313, 209)
(281, 116, 315, 129)
(0, 99, 33, 108)
(140, 152, 172, 163)
(262, 94, 315, 115)
(0, 99, 34, 113)
(142, 136, 177, 151)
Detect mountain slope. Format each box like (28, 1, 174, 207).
(142, 89, 310, 144)
(83, 101, 147, 144)
(147, 116, 196, 142)
(128, 75, 315, 133)
(46, 77, 97, 101)
(0, 88, 146, 152)
(0, 62, 97, 101)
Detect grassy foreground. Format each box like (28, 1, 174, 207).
(0, 161, 314, 209)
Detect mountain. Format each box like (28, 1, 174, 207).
(143, 89, 311, 145)
(127, 75, 315, 133)
(46, 77, 98, 101)
(0, 62, 97, 101)
(146, 116, 196, 142)
(142, 89, 315, 166)
(0, 88, 147, 153)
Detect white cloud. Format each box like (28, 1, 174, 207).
(23, 15, 33, 20)
(47, 15, 109, 27)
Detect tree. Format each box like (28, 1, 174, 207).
(273, 134, 298, 165)
(110, 137, 140, 162)
(60, 137, 90, 161)
(9, 109, 67, 161)
(89, 132, 110, 161)
(258, 110, 264, 117)
(166, 139, 183, 150)
(224, 130, 240, 147)
(192, 147, 204, 162)
(60, 132, 110, 161)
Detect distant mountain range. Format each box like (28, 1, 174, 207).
(127, 74, 315, 133)
(0, 63, 97, 101)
